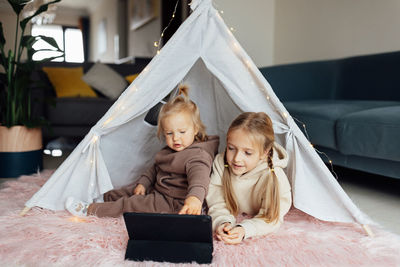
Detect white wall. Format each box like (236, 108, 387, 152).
(0, 11, 18, 61)
(214, 0, 275, 67)
(274, 0, 400, 65)
(53, 6, 88, 27)
(127, 0, 161, 58)
(89, 0, 119, 62)
(0, 11, 31, 71)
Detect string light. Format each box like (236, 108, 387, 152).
(292, 117, 338, 179)
(68, 216, 86, 223)
(153, 0, 180, 55)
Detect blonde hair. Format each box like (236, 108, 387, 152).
(157, 85, 207, 141)
(222, 112, 280, 223)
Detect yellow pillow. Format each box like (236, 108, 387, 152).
(125, 73, 139, 84)
(43, 67, 97, 98)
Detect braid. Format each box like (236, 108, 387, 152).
(267, 148, 273, 170)
(264, 148, 280, 223)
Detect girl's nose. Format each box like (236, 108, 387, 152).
(172, 134, 179, 141)
(233, 151, 241, 162)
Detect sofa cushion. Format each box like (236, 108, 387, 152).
(82, 63, 128, 100)
(284, 100, 400, 150)
(260, 60, 338, 102)
(46, 98, 114, 126)
(336, 105, 400, 161)
(42, 67, 97, 98)
(338, 51, 400, 101)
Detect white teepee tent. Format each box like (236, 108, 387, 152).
(24, 0, 373, 227)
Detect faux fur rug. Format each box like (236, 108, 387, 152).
(0, 171, 399, 267)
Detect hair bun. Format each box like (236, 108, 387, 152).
(178, 84, 189, 99)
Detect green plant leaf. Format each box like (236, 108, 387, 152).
(37, 54, 64, 63)
(6, 0, 32, 16)
(35, 35, 62, 51)
(20, 35, 36, 47)
(20, 0, 61, 30)
(0, 22, 9, 75)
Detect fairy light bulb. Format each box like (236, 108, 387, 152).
(103, 117, 112, 126)
(154, 0, 179, 53)
(220, 10, 224, 14)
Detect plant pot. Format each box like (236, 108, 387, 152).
(0, 126, 43, 178)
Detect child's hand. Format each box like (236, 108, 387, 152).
(217, 223, 245, 245)
(133, 184, 146, 195)
(178, 196, 202, 215)
(216, 222, 232, 240)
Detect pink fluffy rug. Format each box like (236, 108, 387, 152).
(0, 171, 399, 266)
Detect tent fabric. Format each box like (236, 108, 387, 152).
(25, 0, 373, 225)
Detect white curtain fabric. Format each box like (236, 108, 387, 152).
(26, 0, 372, 225)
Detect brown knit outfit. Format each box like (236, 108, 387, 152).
(88, 135, 219, 217)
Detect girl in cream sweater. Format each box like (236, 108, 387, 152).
(206, 112, 292, 244)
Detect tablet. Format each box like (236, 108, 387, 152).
(123, 212, 213, 263)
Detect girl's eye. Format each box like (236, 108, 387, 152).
(166, 132, 173, 135)
(180, 131, 186, 134)
(245, 151, 252, 156)
(227, 146, 235, 151)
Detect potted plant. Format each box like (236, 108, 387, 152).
(0, 0, 63, 178)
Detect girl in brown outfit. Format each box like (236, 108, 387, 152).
(65, 86, 219, 217)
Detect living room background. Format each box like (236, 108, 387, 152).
(1, 0, 400, 67)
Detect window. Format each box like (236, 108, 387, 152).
(31, 24, 84, 63)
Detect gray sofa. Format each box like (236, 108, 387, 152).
(32, 59, 150, 142)
(260, 51, 400, 179)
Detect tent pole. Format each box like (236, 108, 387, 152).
(362, 224, 374, 237)
(19, 206, 30, 216)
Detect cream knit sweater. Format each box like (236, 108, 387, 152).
(206, 142, 292, 239)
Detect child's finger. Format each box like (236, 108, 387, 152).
(227, 232, 239, 239)
(178, 205, 188, 214)
(224, 224, 233, 232)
